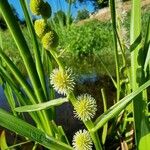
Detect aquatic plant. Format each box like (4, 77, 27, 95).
(0, 0, 150, 149)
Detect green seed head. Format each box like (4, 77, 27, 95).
(30, 0, 44, 15)
(74, 94, 97, 121)
(40, 2, 52, 19)
(34, 19, 50, 38)
(72, 129, 93, 150)
(42, 31, 59, 49)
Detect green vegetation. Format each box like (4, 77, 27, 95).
(0, 0, 150, 149)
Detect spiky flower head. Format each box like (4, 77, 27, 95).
(74, 94, 97, 122)
(50, 68, 75, 95)
(40, 2, 52, 19)
(42, 31, 59, 49)
(72, 129, 93, 150)
(34, 19, 50, 38)
(30, 0, 44, 15)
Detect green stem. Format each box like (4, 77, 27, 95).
(20, 0, 48, 100)
(0, 0, 52, 136)
(0, 66, 44, 129)
(50, 49, 64, 70)
(49, 18, 103, 150)
(130, 0, 150, 148)
(68, 92, 103, 150)
(6, 141, 32, 150)
(0, 0, 45, 103)
(109, 0, 121, 102)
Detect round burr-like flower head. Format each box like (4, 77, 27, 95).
(40, 2, 52, 19)
(74, 94, 97, 122)
(42, 31, 59, 49)
(50, 68, 75, 95)
(34, 19, 50, 38)
(30, 0, 44, 15)
(72, 129, 93, 150)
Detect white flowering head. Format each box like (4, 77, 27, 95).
(72, 129, 93, 150)
(74, 94, 97, 122)
(50, 68, 75, 95)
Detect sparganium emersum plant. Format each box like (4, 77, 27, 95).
(0, 0, 150, 150)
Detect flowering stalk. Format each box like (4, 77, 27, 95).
(68, 92, 102, 150)
(29, 0, 102, 148)
(49, 62, 102, 149)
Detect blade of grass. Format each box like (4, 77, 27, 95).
(144, 44, 150, 71)
(19, 0, 48, 100)
(92, 79, 150, 132)
(0, 0, 53, 135)
(0, 48, 53, 134)
(3, 82, 17, 116)
(0, 0, 45, 103)
(0, 47, 36, 104)
(109, 0, 121, 102)
(0, 66, 46, 129)
(130, 0, 150, 147)
(5, 140, 32, 150)
(0, 109, 73, 150)
(101, 88, 108, 145)
(15, 98, 68, 112)
(144, 17, 150, 72)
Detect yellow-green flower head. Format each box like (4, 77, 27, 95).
(40, 2, 52, 19)
(34, 19, 50, 38)
(42, 31, 59, 49)
(72, 129, 93, 150)
(74, 94, 97, 121)
(30, 0, 44, 15)
(50, 68, 75, 95)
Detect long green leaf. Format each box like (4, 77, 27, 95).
(109, 0, 120, 102)
(0, 109, 73, 150)
(0, 131, 8, 150)
(0, 66, 45, 129)
(144, 44, 150, 71)
(3, 82, 17, 115)
(101, 89, 108, 145)
(19, 0, 48, 100)
(0, 47, 36, 104)
(0, 0, 45, 103)
(130, 0, 150, 148)
(92, 79, 150, 132)
(15, 98, 68, 112)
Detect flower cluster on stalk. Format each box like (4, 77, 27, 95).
(50, 68, 75, 95)
(30, 1, 97, 149)
(72, 129, 93, 150)
(74, 94, 97, 122)
(30, 0, 58, 50)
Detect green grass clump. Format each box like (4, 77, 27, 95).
(58, 20, 113, 57)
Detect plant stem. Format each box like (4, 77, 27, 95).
(20, 0, 48, 100)
(109, 0, 121, 102)
(68, 92, 103, 150)
(130, 0, 150, 148)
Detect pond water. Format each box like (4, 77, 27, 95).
(0, 86, 8, 110)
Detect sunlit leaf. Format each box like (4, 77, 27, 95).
(0, 109, 73, 150)
(15, 98, 68, 112)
